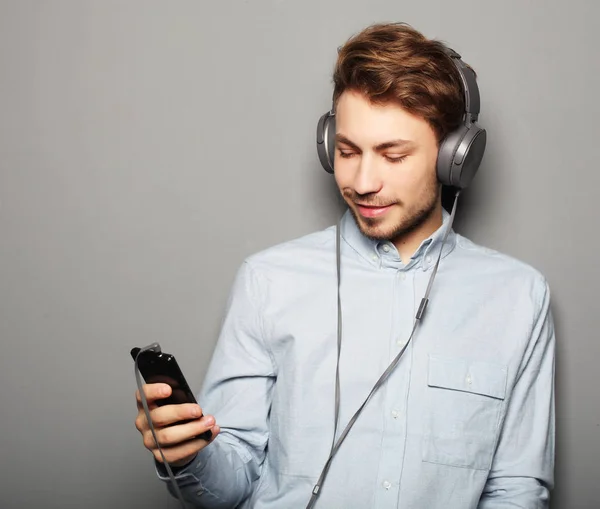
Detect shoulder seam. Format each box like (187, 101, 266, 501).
(242, 259, 278, 375)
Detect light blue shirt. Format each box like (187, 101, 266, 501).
(157, 208, 555, 508)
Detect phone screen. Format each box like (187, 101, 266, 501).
(132, 346, 212, 441)
(131, 347, 197, 406)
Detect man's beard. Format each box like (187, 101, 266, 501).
(344, 183, 440, 243)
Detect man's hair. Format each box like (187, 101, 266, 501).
(333, 22, 472, 142)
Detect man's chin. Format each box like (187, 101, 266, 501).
(359, 224, 394, 242)
(350, 208, 395, 241)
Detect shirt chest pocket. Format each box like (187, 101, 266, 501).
(422, 354, 508, 471)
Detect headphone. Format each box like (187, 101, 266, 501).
(316, 48, 487, 190)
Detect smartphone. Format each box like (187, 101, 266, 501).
(131, 343, 212, 441)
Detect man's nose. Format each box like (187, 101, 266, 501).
(353, 154, 383, 196)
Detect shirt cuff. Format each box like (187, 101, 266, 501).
(154, 454, 201, 486)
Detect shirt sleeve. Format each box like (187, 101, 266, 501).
(155, 259, 276, 508)
(478, 277, 556, 508)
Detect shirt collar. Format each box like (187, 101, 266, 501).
(339, 208, 457, 271)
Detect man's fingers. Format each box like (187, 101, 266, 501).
(143, 415, 216, 450)
(135, 403, 203, 434)
(135, 383, 171, 409)
(153, 425, 221, 465)
(151, 403, 203, 428)
(134, 384, 219, 465)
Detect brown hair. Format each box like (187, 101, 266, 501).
(333, 22, 471, 142)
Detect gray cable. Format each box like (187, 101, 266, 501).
(306, 190, 461, 508)
(332, 216, 343, 450)
(134, 347, 190, 509)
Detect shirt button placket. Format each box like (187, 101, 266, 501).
(374, 265, 410, 508)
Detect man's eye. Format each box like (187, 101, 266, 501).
(386, 155, 407, 163)
(338, 150, 355, 159)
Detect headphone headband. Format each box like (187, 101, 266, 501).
(445, 48, 480, 123)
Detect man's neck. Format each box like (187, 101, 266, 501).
(392, 202, 444, 265)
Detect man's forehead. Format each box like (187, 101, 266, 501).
(335, 91, 434, 145)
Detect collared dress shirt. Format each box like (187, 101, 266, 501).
(156, 208, 555, 509)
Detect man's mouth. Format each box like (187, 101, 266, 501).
(355, 203, 394, 218)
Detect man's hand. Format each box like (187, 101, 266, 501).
(135, 383, 220, 467)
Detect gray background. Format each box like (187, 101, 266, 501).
(0, 1, 597, 508)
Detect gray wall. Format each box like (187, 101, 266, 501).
(1, 1, 598, 508)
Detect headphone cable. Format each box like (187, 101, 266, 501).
(306, 190, 461, 508)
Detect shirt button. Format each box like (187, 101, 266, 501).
(399, 272, 406, 280)
(382, 244, 390, 253)
(372, 254, 378, 261)
(382, 480, 392, 490)
(426, 255, 432, 263)
(466, 374, 472, 385)
(391, 410, 399, 419)
(397, 340, 406, 348)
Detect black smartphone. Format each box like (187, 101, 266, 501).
(131, 343, 212, 441)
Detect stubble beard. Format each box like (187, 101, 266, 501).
(344, 181, 441, 244)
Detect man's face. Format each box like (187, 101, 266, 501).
(334, 90, 441, 243)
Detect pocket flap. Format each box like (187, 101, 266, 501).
(427, 354, 507, 400)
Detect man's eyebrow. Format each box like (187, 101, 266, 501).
(335, 134, 415, 152)
(374, 139, 415, 151)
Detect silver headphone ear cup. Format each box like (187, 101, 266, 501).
(437, 125, 487, 189)
(454, 127, 486, 189)
(437, 126, 467, 187)
(316, 112, 335, 174)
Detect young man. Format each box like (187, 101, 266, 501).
(135, 23, 555, 508)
